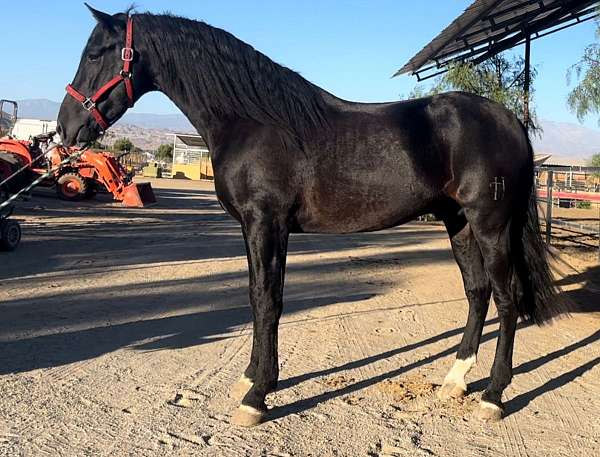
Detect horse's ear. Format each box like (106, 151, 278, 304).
(84, 3, 114, 27)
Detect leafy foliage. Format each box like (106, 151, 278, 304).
(409, 54, 539, 134)
(113, 137, 134, 152)
(156, 143, 173, 161)
(576, 200, 592, 209)
(588, 153, 600, 178)
(89, 140, 105, 150)
(567, 23, 600, 123)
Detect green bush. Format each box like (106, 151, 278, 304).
(576, 200, 592, 209)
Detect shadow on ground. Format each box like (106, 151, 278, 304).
(272, 318, 599, 421)
(558, 263, 600, 314)
(1, 182, 598, 423)
(1, 186, 448, 280)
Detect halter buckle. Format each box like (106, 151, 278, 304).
(82, 98, 96, 111)
(120, 70, 132, 79)
(121, 47, 134, 62)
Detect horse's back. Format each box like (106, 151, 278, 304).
(212, 92, 530, 234)
(295, 92, 530, 233)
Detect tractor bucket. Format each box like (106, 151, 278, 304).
(121, 182, 157, 208)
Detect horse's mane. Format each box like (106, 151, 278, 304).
(136, 13, 329, 139)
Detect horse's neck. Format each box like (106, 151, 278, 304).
(137, 24, 227, 141)
(137, 15, 334, 146)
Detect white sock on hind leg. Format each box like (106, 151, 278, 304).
(443, 355, 476, 391)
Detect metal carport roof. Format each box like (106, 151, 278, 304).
(397, 0, 598, 80)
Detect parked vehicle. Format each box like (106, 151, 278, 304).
(0, 99, 156, 207)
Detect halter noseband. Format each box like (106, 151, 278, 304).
(66, 16, 135, 131)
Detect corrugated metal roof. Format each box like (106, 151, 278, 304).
(534, 154, 553, 165)
(397, 0, 598, 79)
(170, 133, 207, 148)
(539, 155, 588, 167)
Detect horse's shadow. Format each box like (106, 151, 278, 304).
(557, 262, 600, 314)
(272, 261, 600, 421)
(272, 321, 600, 421)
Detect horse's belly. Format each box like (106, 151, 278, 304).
(296, 178, 436, 233)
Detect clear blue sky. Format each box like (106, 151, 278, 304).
(2, 0, 598, 128)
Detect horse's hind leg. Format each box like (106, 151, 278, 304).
(438, 209, 491, 400)
(467, 212, 518, 421)
(231, 213, 288, 427)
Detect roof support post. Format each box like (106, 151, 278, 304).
(523, 33, 531, 130)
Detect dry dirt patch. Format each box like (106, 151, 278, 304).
(0, 178, 598, 456)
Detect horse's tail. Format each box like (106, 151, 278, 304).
(511, 125, 569, 325)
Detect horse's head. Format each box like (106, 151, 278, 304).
(58, 4, 149, 147)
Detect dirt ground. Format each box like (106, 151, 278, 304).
(1, 178, 599, 457)
(539, 205, 600, 263)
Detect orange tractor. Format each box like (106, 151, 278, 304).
(0, 99, 155, 207)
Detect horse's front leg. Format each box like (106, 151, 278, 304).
(231, 213, 288, 427)
(230, 330, 260, 401)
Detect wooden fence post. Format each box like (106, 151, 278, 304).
(546, 170, 553, 244)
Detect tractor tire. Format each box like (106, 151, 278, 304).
(0, 219, 21, 251)
(56, 173, 88, 201)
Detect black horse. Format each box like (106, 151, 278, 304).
(57, 6, 566, 427)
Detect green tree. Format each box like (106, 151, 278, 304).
(156, 143, 174, 161)
(410, 54, 539, 134)
(567, 22, 600, 123)
(89, 139, 105, 150)
(588, 153, 600, 178)
(113, 138, 134, 152)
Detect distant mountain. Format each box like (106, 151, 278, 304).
(16, 99, 61, 120)
(531, 120, 600, 161)
(16, 99, 195, 132)
(13, 98, 600, 160)
(118, 112, 194, 131)
(102, 124, 177, 151)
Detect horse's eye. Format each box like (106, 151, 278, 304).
(87, 54, 100, 62)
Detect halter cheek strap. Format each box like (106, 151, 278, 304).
(66, 16, 135, 131)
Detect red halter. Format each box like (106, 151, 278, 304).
(66, 16, 135, 131)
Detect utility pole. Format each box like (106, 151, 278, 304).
(523, 34, 531, 130)
(546, 170, 553, 244)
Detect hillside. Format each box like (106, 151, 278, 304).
(531, 120, 600, 160)
(16, 99, 60, 121)
(16, 99, 195, 133)
(102, 124, 179, 151)
(14, 99, 600, 158)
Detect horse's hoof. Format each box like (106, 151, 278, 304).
(437, 382, 466, 400)
(230, 376, 253, 401)
(230, 405, 266, 427)
(473, 401, 503, 422)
